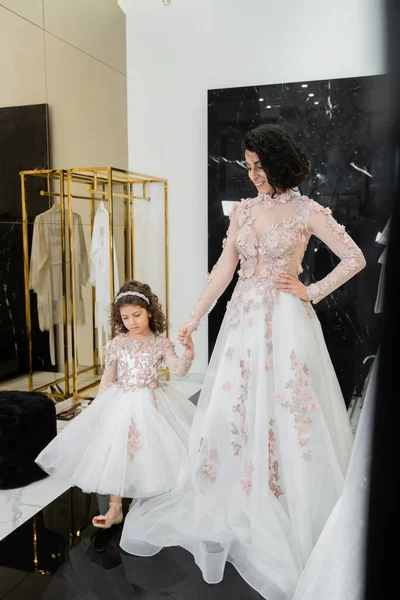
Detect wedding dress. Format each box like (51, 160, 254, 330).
(121, 191, 366, 599)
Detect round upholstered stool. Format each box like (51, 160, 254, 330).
(0, 390, 56, 489)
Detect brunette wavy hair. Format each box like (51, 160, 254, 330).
(110, 280, 167, 338)
(241, 124, 311, 195)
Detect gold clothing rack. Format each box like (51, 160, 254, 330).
(20, 167, 169, 402)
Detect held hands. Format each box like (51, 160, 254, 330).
(276, 273, 309, 302)
(178, 323, 196, 348)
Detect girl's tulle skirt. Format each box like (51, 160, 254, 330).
(36, 383, 195, 498)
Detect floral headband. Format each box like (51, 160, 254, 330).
(114, 291, 150, 305)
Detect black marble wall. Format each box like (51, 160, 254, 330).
(208, 75, 392, 407)
(0, 104, 52, 380)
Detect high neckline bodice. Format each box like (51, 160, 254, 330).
(125, 332, 155, 344)
(256, 190, 294, 208)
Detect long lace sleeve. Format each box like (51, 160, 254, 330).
(305, 201, 366, 304)
(97, 340, 117, 395)
(163, 338, 193, 377)
(188, 204, 240, 327)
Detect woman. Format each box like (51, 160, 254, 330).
(121, 124, 366, 599)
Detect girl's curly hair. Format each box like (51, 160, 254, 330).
(110, 280, 167, 338)
(241, 124, 310, 195)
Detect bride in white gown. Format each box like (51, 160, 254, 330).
(120, 124, 366, 599)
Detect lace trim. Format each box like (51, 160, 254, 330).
(170, 353, 193, 375)
(306, 213, 365, 303)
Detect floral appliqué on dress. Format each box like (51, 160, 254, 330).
(241, 463, 255, 498)
(277, 351, 319, 460)
(304, 202, 366, 304)
(127, 420, 142, 462)
(231, 350, 251, 456)
(268, 419, 284, 499)
(203, 449, 218, 482)
(107, 333, 193, 393)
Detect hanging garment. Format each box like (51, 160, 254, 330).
(29, 205, 89, 365)
(89, 202, 120, 364)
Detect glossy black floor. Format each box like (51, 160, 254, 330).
(1, 521, 262, 600)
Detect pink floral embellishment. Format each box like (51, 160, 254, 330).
(203, 462, 216, 482)
(268, 419, 284, 499)
(231, 441, 241, 456)
(241, 463, 254, 498)
(203, 448, 218, 482)
(231, 351, 251, 456)
(151, 389, 159, 410)
(225, 347, 234, 358)
(268, 419, 276, 455)
(303, 451, 312, 462)
(241, 423, 249, 445)
(243, 299, 254, 313)
(127, 420, 141, 462)
(277, 351, 318, 460)
(240, 359, 250, 381)
(265, 362, 272, 371)
(222, 381, 232, 391)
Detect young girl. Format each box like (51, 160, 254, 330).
(36, 280, 196, 529)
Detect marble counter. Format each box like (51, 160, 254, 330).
(0, 476, 70, 543)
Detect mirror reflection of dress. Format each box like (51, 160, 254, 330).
(121, 191, 366, 600)
(291, 217, 389, 600)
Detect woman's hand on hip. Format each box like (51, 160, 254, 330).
(276, 273, 309, 302)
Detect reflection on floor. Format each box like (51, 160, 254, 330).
(0, 567, 51, 600)
(0, 515, 262, 600)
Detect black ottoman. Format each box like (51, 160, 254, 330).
(0, 391, 56, 489)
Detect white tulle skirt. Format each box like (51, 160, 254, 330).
(292, 354, 377, 600)
(120, 285, 354, 599)
(35, 383, 196, 498)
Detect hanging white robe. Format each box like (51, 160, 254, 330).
(29, 205, 89, 365)
(89, 202, 120, 364)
